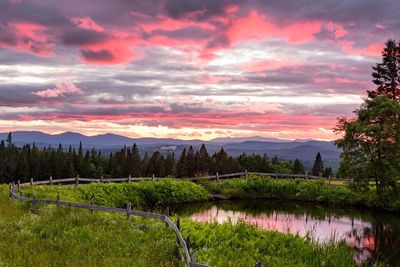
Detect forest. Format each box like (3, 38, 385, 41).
(0, 133, 332, 183)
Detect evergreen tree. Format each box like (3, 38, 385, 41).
(176, 148, 187, 178)
(369, 40, 400, 100)
(164, 151, 175, 177)
(185, 146, 197, 177)
(197, 144, 210, 174)
(323, 166, 333, 178)
(311, 152, 324, 176)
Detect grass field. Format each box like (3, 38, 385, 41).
(1, 181, 356, 267)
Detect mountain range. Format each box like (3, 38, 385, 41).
(0, 131, 341, 171)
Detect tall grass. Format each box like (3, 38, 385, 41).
(181, 219, 354, 267)
(204, 175, 400, 212)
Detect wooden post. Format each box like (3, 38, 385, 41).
(31, 195, 36, 211)
(17, 180, 20, 190)
(152, 173, 155, 180)
(56, 194, 60, 209)
(186, 235, 191, 253)
(328, 175, 331, 184)
(128, 174, 131, 183)
(49, 176, 53, 185)
(164, 207, 170, 226)
(305, 171, 308, 180)
(127, 202, 132, 221)
(216, 172, 219, 181)
(30, 177, 34, 186)
(100, 176, 103, 183)
(255, 260, 262, 267)
(275, 169, 278, 179)
(191, 250, 196, 262)
(245, 169, 248, 177)
(89, 198, 94, 214)
(76, 174, 79, 186)
(8, 184, 12, 200)
(176, 217, 181, 245)
(319, 172, 322, 179)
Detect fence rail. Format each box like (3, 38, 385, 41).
(8, 184, 207, 267)
(15, 172, 351, 188)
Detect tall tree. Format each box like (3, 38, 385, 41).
(176, 148, 187, 178)
(368, 40, 400, 100)
(311, 152, 324, 176)
(197, 144, 210, 174)
(335, 96, 400, 192)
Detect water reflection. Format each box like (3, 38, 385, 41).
(176, 200, 400, 265)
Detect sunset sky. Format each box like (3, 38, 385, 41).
(0, 0, 398, 140)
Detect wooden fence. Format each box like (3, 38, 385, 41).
(14, 171, 351, 188)
(8, 183, 208, 267)
(8, 172, 345, 267)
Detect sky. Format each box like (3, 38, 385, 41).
(0, 0, 398, 140)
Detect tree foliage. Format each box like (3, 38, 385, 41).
(0, 133, 311, 182)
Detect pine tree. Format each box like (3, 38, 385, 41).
(368, 39, 400, 100)
(323, 166, 333, 178)
(197, 144, 210, 174)
(176, 148, 187, 178)
(311, 152, 324, 176)
(164, 151, 175, 177)
(185, 146, 197, 177)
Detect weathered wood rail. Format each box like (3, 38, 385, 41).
(8, 183, 208, 267)
(15, 172, 351, 188)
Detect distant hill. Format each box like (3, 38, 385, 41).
(0, 131, 341, 171)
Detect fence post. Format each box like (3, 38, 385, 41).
(56, 194, 60, 209)
(17, 180, 20, 190)
(128, 174, 131, 183)
(319, 172, 322, 179)
(328, 175, 331, 184)
(191, 250, 197, 263)
(216, 172, 219, 181)
(255, 260, 262, 267)
(305, 171, 309, 180)
(127, 202, 132, 221)
(176, 217, 181, 245)
(100, 175, 103, 183)
(186, 234, 191, 254)
(89, 198, 93, 214)
(275, 169, 278, 179)
(8, 184, 12, 200)
(49, 176, 53, 185)
(245, 169, 248, 177)
(152, 173, 155, 180)
(76, 174, 79, 186)
(30, 177, 34, 186)
(164, 207, 170, 227)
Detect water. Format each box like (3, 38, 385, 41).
(175, 200, 400, 265)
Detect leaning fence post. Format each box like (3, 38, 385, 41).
(191, 250, 196, 263)
(175, 217, 181, 245)
(56, 194, 60, 209)
(30, 177, 34, 186)
(49, 176, 53, 185)
(89, 198, 94, 214)
(186, 235, 191, 254)
(255, 260, 262, 267)
(164, 207, 170, 226)
(127, 202, 132, 221)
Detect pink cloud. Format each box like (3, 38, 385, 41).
(33, 82, 83, 98)
(70, 17, 105, 32)
(227, 11, 321, 45)
(0, 22, 53, 56)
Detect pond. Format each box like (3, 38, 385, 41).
(175, 200, 400, 266)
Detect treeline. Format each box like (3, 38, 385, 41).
(0, 133, 331, 183)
